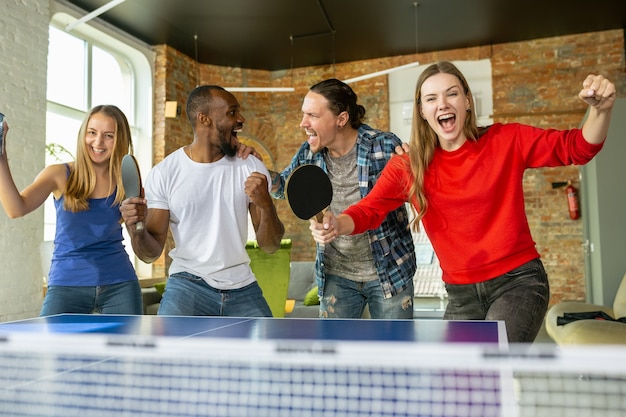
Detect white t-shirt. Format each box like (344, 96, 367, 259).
(145, 148, 271, 290)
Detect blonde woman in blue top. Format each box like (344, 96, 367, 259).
(0, 105, 142, 315)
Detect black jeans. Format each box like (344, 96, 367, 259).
(443, 259, 550, 343)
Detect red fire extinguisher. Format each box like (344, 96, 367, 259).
(565, 181, 580, 220)
(551, 181, 580, 220)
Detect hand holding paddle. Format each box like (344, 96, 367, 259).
(285, 164, 332, 222)
(121, 154, 144, 231)
(309, 210, 356, 245)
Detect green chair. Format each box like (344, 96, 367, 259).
(146, 239, 292, 317)
(246, 239, 292, 318)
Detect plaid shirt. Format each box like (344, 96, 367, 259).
(272, 124, 416, 299)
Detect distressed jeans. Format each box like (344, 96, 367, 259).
(443, 258, 550, 343)
(320, 273, 414, 319)
(158, 271, 273, 317)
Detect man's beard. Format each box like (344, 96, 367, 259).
(221, 140, 237, 157)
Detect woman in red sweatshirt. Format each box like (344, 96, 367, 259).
(310, 61, 616, 343)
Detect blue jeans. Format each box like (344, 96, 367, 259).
(443, 258, 550, 343)
(41, 280, 143, 316)
(158, 272, 273, 317)
(320, 273, 414, 319)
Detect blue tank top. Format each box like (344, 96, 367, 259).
(48, 182, 137, 286)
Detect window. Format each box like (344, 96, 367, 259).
(389, 60, 492, 305)
(46, 8, 153, 276)
(45, 25, 136, 237)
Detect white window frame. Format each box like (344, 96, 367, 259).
(48, 2, 154, 277)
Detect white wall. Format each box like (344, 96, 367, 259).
(389, 59, 493, 143)
(0, 0, 51, 321)
(0, 1, 156, 322)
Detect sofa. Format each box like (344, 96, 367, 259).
(284, 261, 373, 318)
(285, 261, 320, 318)
(545, 272, 626, 344)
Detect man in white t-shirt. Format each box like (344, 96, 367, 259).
(120, 85, 284, 316)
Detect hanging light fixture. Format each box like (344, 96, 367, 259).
(225, 0, 336, 93)
(209, 0, 419, 92)
(204, 32, 295, 93)
(343, 2, 420, 84)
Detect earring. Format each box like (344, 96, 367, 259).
(466, 108, 471, 112)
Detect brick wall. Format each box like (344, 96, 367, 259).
(153, 30, 625, 306)
(491, 31, 625, 304)
(0, 0, 50, 321)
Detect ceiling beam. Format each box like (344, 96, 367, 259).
(343, 62, 421, 84)
(66, 0, 126, 32)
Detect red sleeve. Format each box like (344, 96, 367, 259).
(343, 154, 412, 234)
(507, 123, 605, 168)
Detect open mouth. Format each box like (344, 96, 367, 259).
(305, 130, 317, 144)
(438, 113, 456, 131)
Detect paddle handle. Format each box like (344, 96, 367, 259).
(136, 221, 144, 231)
(314, 211, 324, 223)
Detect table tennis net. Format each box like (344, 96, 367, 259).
(1, 333, 625, 417)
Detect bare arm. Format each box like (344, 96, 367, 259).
(0, 151, 65, 219)
(579, 74, 616, 145)
(246, 172, 284, 253)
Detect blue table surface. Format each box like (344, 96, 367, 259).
(0, 314, 506, 345)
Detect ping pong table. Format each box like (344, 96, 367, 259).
(2, 315, 625, 417)
(0, 314, 515, 417)
(0, 313, 508, 345)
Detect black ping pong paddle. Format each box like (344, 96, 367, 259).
(121, 154, 144, 231)
(285, 164, 332, 222)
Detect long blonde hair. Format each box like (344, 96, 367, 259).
(64, 105, 133, 212)
(408, 61, 479, 230)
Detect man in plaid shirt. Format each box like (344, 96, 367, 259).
(271, 79, 416, 319)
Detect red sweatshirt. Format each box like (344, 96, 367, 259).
(344, 123, 604, 285)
